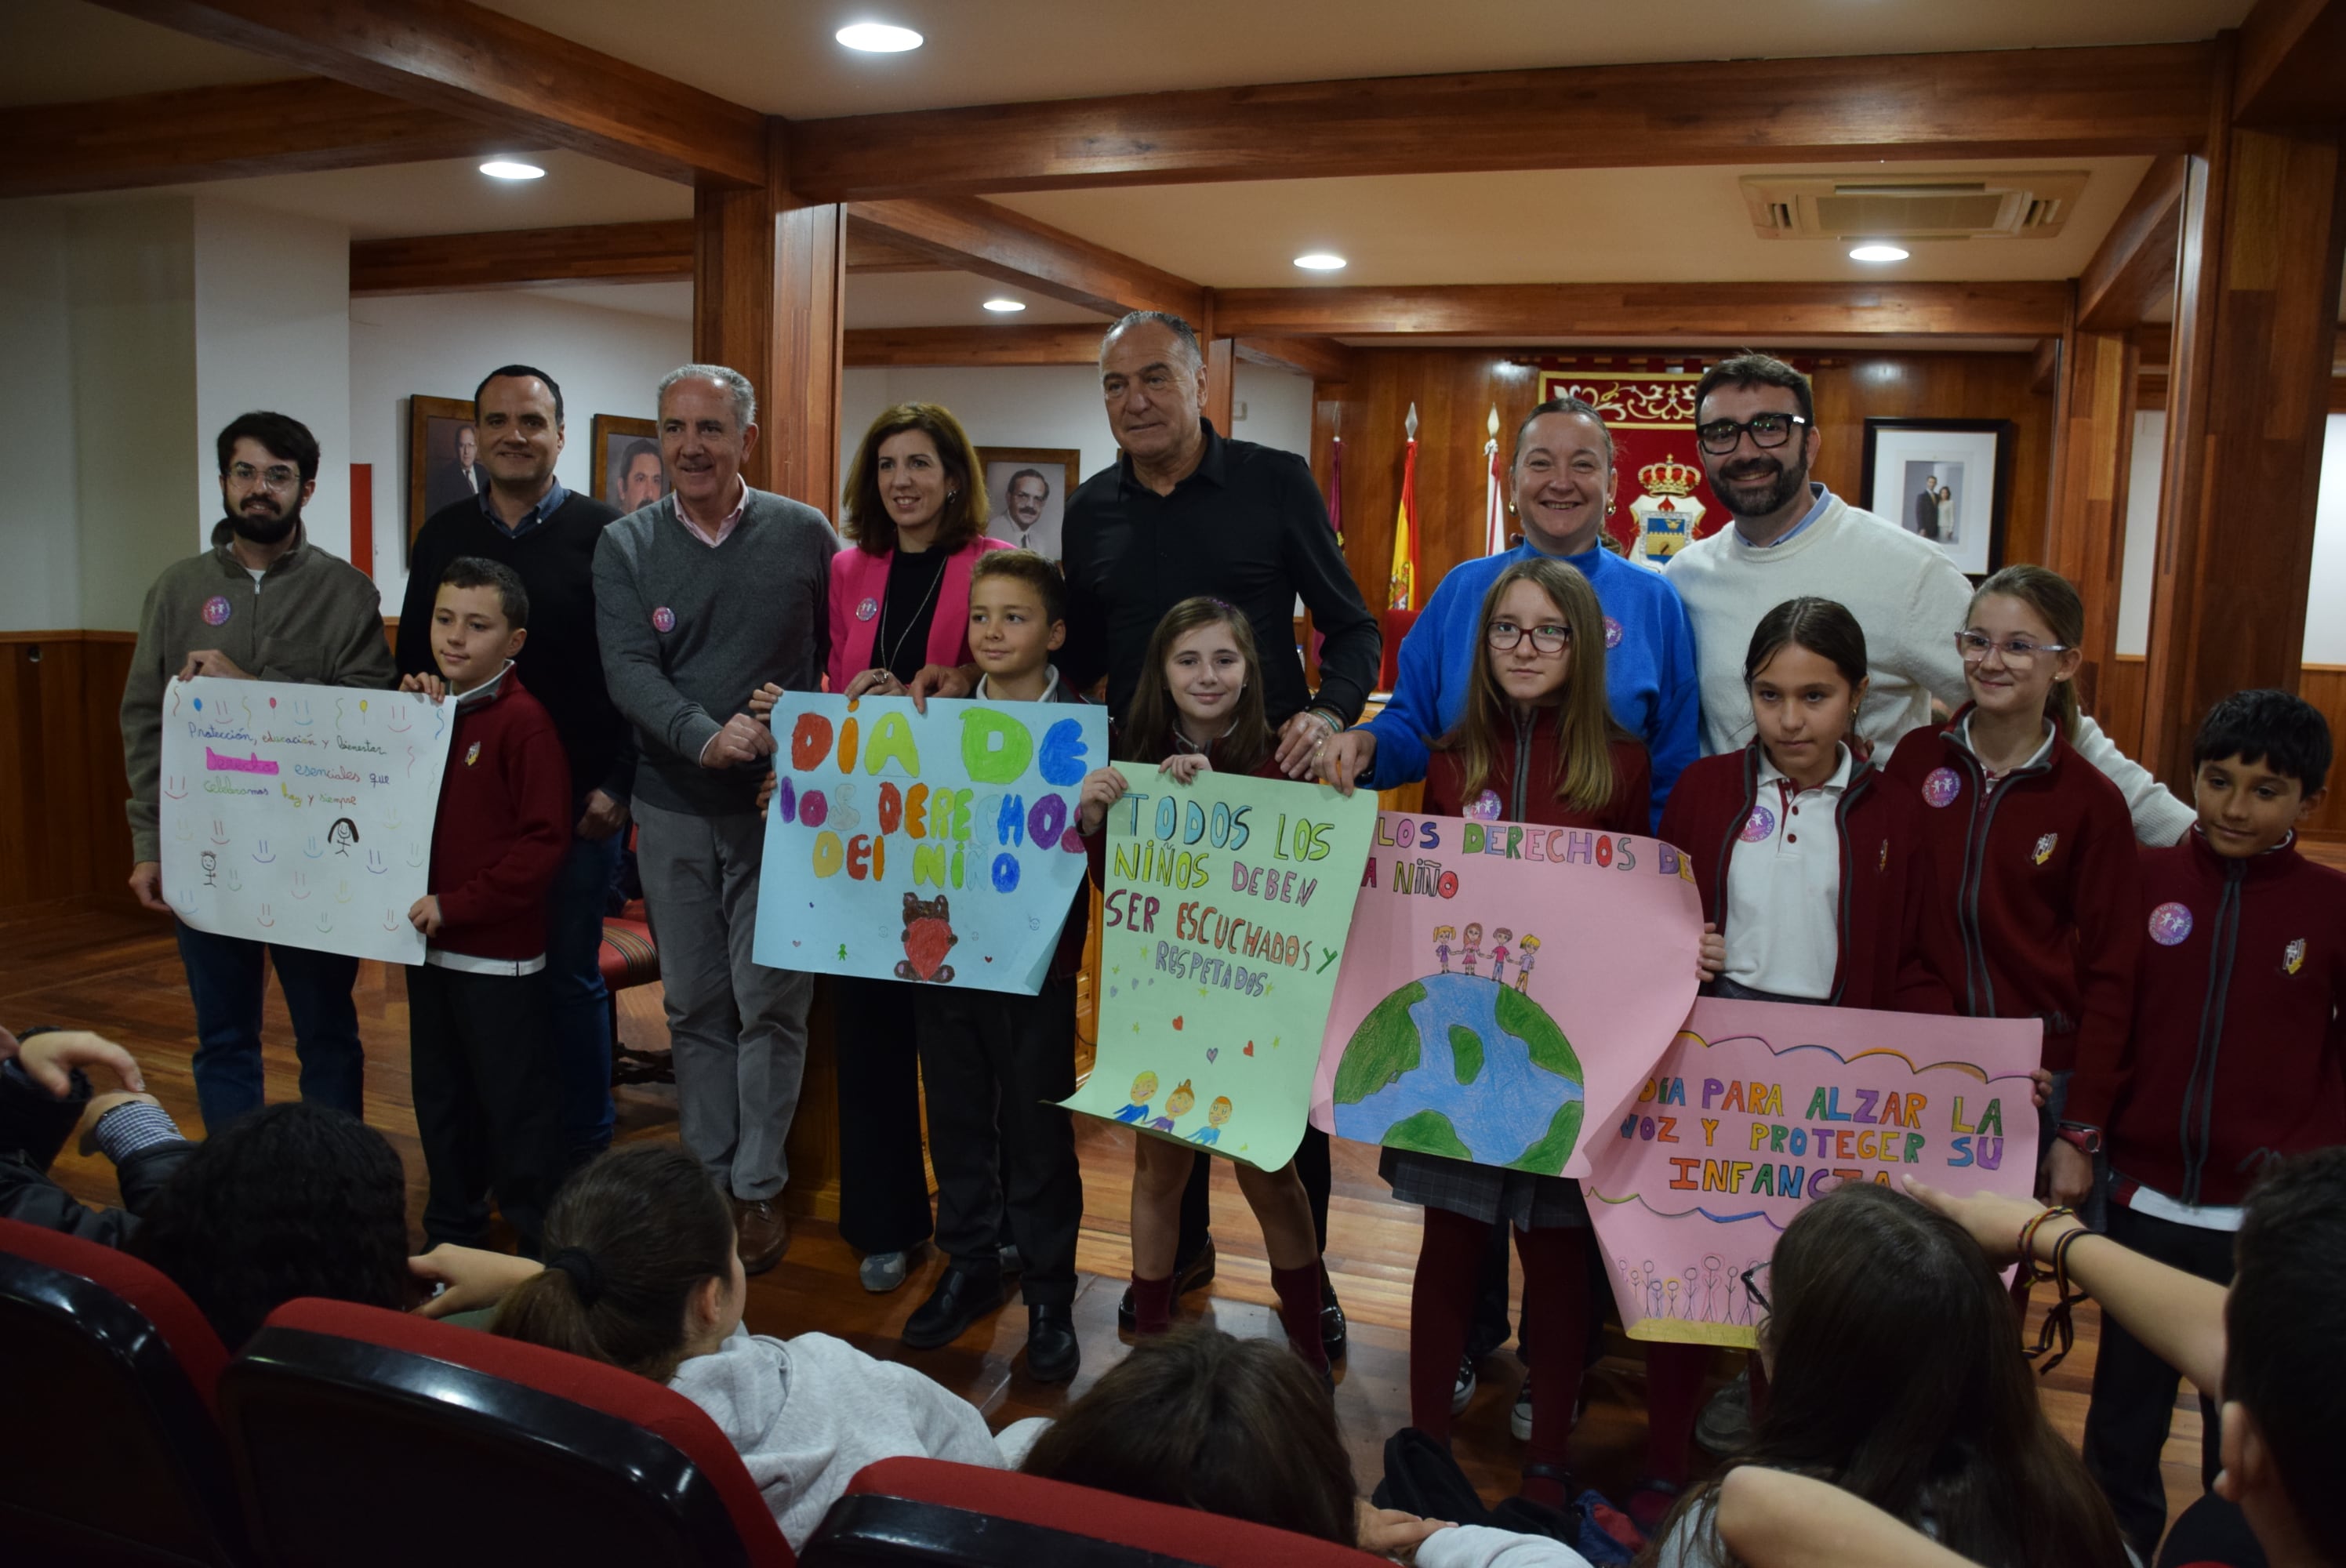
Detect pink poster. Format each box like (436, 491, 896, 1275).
(1309, 811, 1703, 1180)
(1582, 996, 2043, 1347)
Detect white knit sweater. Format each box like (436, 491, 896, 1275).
(1665, 492, 2195, 845)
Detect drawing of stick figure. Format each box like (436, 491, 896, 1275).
(327, 817, 360, 855)
(1514, 935, 1540, 993)
(199, 851, 218, 887)
(1432, 924, 1455, 973)
(1488, 927, 1513, 985)
(1701, 1255, 1723, 1322)
(1461, 923, 1483, 977)
(1643, 1261, 1664, 1319)
(1682, 1268, 1699, 1318)
(1665, 1277, 1680, 1319)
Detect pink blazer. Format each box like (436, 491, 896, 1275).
(826, 536, 1009, 693)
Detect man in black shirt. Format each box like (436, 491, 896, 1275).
(397, 365, 632, 1173)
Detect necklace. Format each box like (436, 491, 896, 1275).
(874, 550, 950, 681)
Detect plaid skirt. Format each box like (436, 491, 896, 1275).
(1380, 1146, 1589, 1230)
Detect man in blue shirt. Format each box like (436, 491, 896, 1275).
(1319, 396, 1701, 828)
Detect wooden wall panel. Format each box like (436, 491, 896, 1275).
(1314, 348, 2055, 619)
(2096, 655, 2149, 762)
(1, 632, 137, 910)
(2096, 657, 2346, 840)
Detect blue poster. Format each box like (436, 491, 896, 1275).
(753, 693, 1107, 995)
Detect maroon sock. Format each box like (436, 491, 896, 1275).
(1407, 1208, 1491, 1439)
(1643, 1341, 1710, 1484)
(1513, 1225, 1592, 1479)
(1269, 1261, 1330, 1372)
(1130, 1272, 1175, 1336)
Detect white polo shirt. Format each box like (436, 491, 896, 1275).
(1723, 744, 1854, 1000)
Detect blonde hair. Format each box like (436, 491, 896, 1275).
(1969, 564, 2084, 741)
(1120, 597, 1272, 773)
(1435, 557, 1632, 816)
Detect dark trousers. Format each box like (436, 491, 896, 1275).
(544, 824, 623, 1167)
(2085, 1201, 2236, 1561)
(406, 963, 563, 1254)
(1173, 1123, 1334, 1265)
(913, 978, 1084, 1308)
(832, 975, 935, 1255)
(175, 919, 363, 1134)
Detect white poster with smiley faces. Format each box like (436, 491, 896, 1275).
(158, 676, 456, 964)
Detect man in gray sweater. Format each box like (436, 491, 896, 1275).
(594, 365, 837, 1272)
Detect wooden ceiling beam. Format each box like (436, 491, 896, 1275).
(844, 197, 1204, 321)
(787, 42, 2216, 200)
(1213, 281, 2072, 341)
(350, 220, 693, 294)
(89, 0, 766, 186)
(1236, 336, 1356, 383)
(844, 218, 950, 274)
(2077, 155, 2187, 332)
(844, 325, 1105, 368)
(2233, 0, 2346, 125)
(2031, 336, 2063, 395)
(0, 77, 521, 198)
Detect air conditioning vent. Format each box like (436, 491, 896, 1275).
(1741, 171, 2089, 241)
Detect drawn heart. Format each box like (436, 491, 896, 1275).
(902, 917, 955, 980)
(983, 956, 993, 963)
(1171, 1016, 1183, 1030)
(1206, 1047, 1218, 1062)
(1244, 1042, 1255, 1056)
(791, 940, 801, 947)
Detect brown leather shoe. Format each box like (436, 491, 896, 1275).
(732, 1195, 788, 1276)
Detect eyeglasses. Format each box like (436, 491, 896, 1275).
(1741, 1263, 1770, 1313)
(1695, 412, 1810, 456)
(1487, 620, 1571, 655)
(1955, 631, 2071, 667)
(228, 463, 300, 490)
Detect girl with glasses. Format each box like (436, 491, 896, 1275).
(1882, 564, 2141, 1221)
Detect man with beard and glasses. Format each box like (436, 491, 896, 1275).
(1663, 353, 2190, 844)
(120, 412, 398, 1134)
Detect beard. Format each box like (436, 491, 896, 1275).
(1705, 451, 1810, 520)
(230, 495, 301, 546)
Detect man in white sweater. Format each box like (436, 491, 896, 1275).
(1662, 354, 2192, 845)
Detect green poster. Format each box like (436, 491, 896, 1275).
(1065, 768, 1377, 1171)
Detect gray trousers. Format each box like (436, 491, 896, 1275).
(633, 797, 812, 1201)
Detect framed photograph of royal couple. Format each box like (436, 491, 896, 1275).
(977, 446, 1080, 563)
(1860, 418, 2014, 579)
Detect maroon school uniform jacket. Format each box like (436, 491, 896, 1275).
(2067, 829, 2346, 1208)
(1656, 743, 1957, 1013)
(1884, 708, 2144, 1078)
(428, 669, 571, 960)
(1422, 710, 1648, 838)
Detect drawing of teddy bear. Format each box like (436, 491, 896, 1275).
(894, 891, 958, 983)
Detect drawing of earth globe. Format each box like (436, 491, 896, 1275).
(1331, 972, 1585, 1171)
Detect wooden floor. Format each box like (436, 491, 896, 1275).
(12, 887, 2255, 1529)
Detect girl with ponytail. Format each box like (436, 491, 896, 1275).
(487, 1144, 1008, 1548)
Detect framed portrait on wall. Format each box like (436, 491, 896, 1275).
(406, 394, 478, 546)
(1860, 418, 2014, 579)
(593, 414, 667, 514)
(977, 447, 1080, 563)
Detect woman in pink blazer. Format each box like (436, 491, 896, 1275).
(826, 402, 1007, 1294)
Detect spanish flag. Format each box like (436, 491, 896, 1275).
(1389, 404, 1419, 610)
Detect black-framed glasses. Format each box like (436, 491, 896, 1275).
(1487, 620, 1571, 655)
(1741, 1263, 1770, 1313)
(1695, 412, 1810, 456)
(1956, 630, 2071, 667)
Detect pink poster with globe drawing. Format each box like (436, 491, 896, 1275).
(1309, 811, 1704, 1180)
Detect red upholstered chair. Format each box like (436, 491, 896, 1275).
(0, 1216, 248, 1566)
(217, 1298, 791, 1567)
(1378, 607, 1420, 694)
(803, 1456, 1382, 1568)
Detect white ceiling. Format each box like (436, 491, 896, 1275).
(500, 271, 1116, 331)
(0, 0, 2253, 114)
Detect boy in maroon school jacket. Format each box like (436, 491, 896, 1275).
(400, 557, 572, 1256)
(2062, 690, 2345, 1560)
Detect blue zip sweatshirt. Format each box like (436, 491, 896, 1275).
(1360, 541, 1701, 828)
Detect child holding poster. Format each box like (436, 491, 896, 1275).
(897, 551, 1089, 1383)
(398, 558, 570, 1254)
(1076, 597, 1330, 1374)
(1883, 566, 2142, 1215)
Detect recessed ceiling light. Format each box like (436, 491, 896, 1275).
(1293, 252, 1347, 271)
(1849, 242, 1910, 263)
(479, 160, 544, 180)
(837, 21, 923, 51)
(982, 298, 1027, 313)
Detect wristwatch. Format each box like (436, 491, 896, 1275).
(2054, 1123, 2103, 1156)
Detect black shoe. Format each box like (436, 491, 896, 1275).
(1025, 1304, 1080, 1383)
(1117, 1236, 1218, 1330)
(1320, 1270, 1348, 1359)
(902, 1265, 1006, 1350)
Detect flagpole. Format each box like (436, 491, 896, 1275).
(1389, 404, 1418, 612)
(1484, 405, 1503, 556)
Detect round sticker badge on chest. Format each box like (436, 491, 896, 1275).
(1921, 767, 1963, 808)
(855, 597, 879, 622)
(202, 596, 232, 627)
(1740, 803, 1777, 843)
(1603, 615, 1624, 650)
(2148, 902, 2195, 946)
(652, 607, 676, 633)
(1467, 789, 1503, 822)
